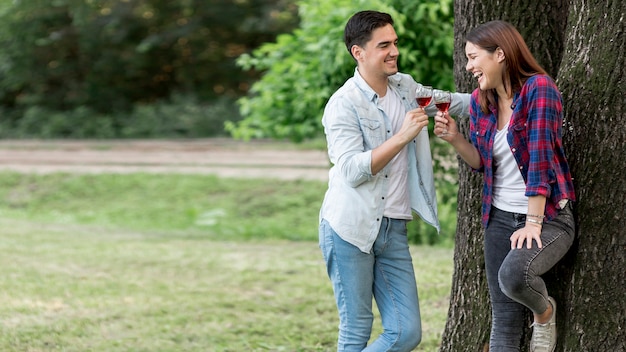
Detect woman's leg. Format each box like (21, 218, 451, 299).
(484, 207, 527, 352)
(498, 203, 575, 315)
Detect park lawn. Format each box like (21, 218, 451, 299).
(0, 172, 454, 351)
(0, 218, 453, 352)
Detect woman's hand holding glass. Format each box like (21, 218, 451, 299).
(433, 110, 459, 141)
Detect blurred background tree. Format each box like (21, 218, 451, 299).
(0, 0, 299, 138)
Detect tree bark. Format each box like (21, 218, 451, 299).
(440, 0, 625, 351)
(555, 0, 626, 350)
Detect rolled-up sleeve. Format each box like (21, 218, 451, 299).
(450, 92, 471, 118)
(322, 95, 373, 187)
(423, 92, 470, 118)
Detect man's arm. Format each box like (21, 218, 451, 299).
(424, 92, 471, 118)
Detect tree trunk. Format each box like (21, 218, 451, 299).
(555, 0, 626, 350)
(440, 0, 626, 351)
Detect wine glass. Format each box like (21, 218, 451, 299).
(434, 89, 452, 136)
(415, 85, 433, 109)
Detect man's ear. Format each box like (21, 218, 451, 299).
(351, 45, 363, 61)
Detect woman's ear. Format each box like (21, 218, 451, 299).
(496, 47, 506, 63)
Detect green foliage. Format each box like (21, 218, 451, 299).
(0, 0, 297, 133)
(229, 0, 455, 142)
(0, 95, 239, 139)
(118, 95, 241, 138)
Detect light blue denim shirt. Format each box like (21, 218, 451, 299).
(319, 69, 470, 253)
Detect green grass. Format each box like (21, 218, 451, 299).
(0, 172, 453, 351)
(0, 172, 326, 241)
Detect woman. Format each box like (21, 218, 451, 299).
(434, 21, 576, 352)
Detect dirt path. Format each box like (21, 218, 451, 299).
(0, 138, 330, 181)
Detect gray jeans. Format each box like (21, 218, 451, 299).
(484, 202, 575, 352)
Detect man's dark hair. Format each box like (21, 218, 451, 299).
(344, 10, 394, 60)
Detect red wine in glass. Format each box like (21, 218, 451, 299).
(435, 101, 450, 113)
(434, 90, 452, 136)
(416, 96, 432, 107)
(434, 90, 451, 113)
(415, 85, 433, 108)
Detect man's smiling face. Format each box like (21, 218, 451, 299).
(353, 23, 400, 80)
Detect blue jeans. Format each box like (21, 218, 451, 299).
(484, 203, 575, 351)
(319, 218, 421, 352)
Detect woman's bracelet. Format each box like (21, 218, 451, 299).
(526, 218, 543, 225)
(527, 213, 545, 219)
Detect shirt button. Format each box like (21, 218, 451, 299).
(511, 148, 516, 152)
(376, 218, 380, 221)
(519, 166, 524, 170)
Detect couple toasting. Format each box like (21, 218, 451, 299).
(318, 10, 575, 352)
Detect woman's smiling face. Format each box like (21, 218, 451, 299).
(465, 41, 505, 91)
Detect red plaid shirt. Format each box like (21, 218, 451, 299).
(469, 74, 576, 227)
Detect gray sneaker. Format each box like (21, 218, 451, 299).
(530, 296, 557, 352)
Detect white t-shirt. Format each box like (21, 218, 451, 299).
(492, 128, 528, 213)
(378, 88, 412, 220)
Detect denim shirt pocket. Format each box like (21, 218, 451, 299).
(359, 117, 384, 148)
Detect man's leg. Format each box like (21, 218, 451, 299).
(320, 219, 376, 351)
(366, 218, 421, 352)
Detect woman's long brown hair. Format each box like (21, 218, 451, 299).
(466, 21, 547, 114)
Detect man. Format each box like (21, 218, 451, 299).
(318, 10, 469, 351)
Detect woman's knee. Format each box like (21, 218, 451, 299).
(498, 262, 527, 299)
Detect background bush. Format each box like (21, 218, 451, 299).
(0, 95, 240, 139)
(228, 0, 455, 142)
(0, 0, 296, 138)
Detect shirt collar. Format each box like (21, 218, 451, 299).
(353, 68, 378, 102)
(353, 68, 401, 103)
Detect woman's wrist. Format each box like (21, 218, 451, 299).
(527, 213, 545, 219)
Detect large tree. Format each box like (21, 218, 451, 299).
(440, 0, 625, 351)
